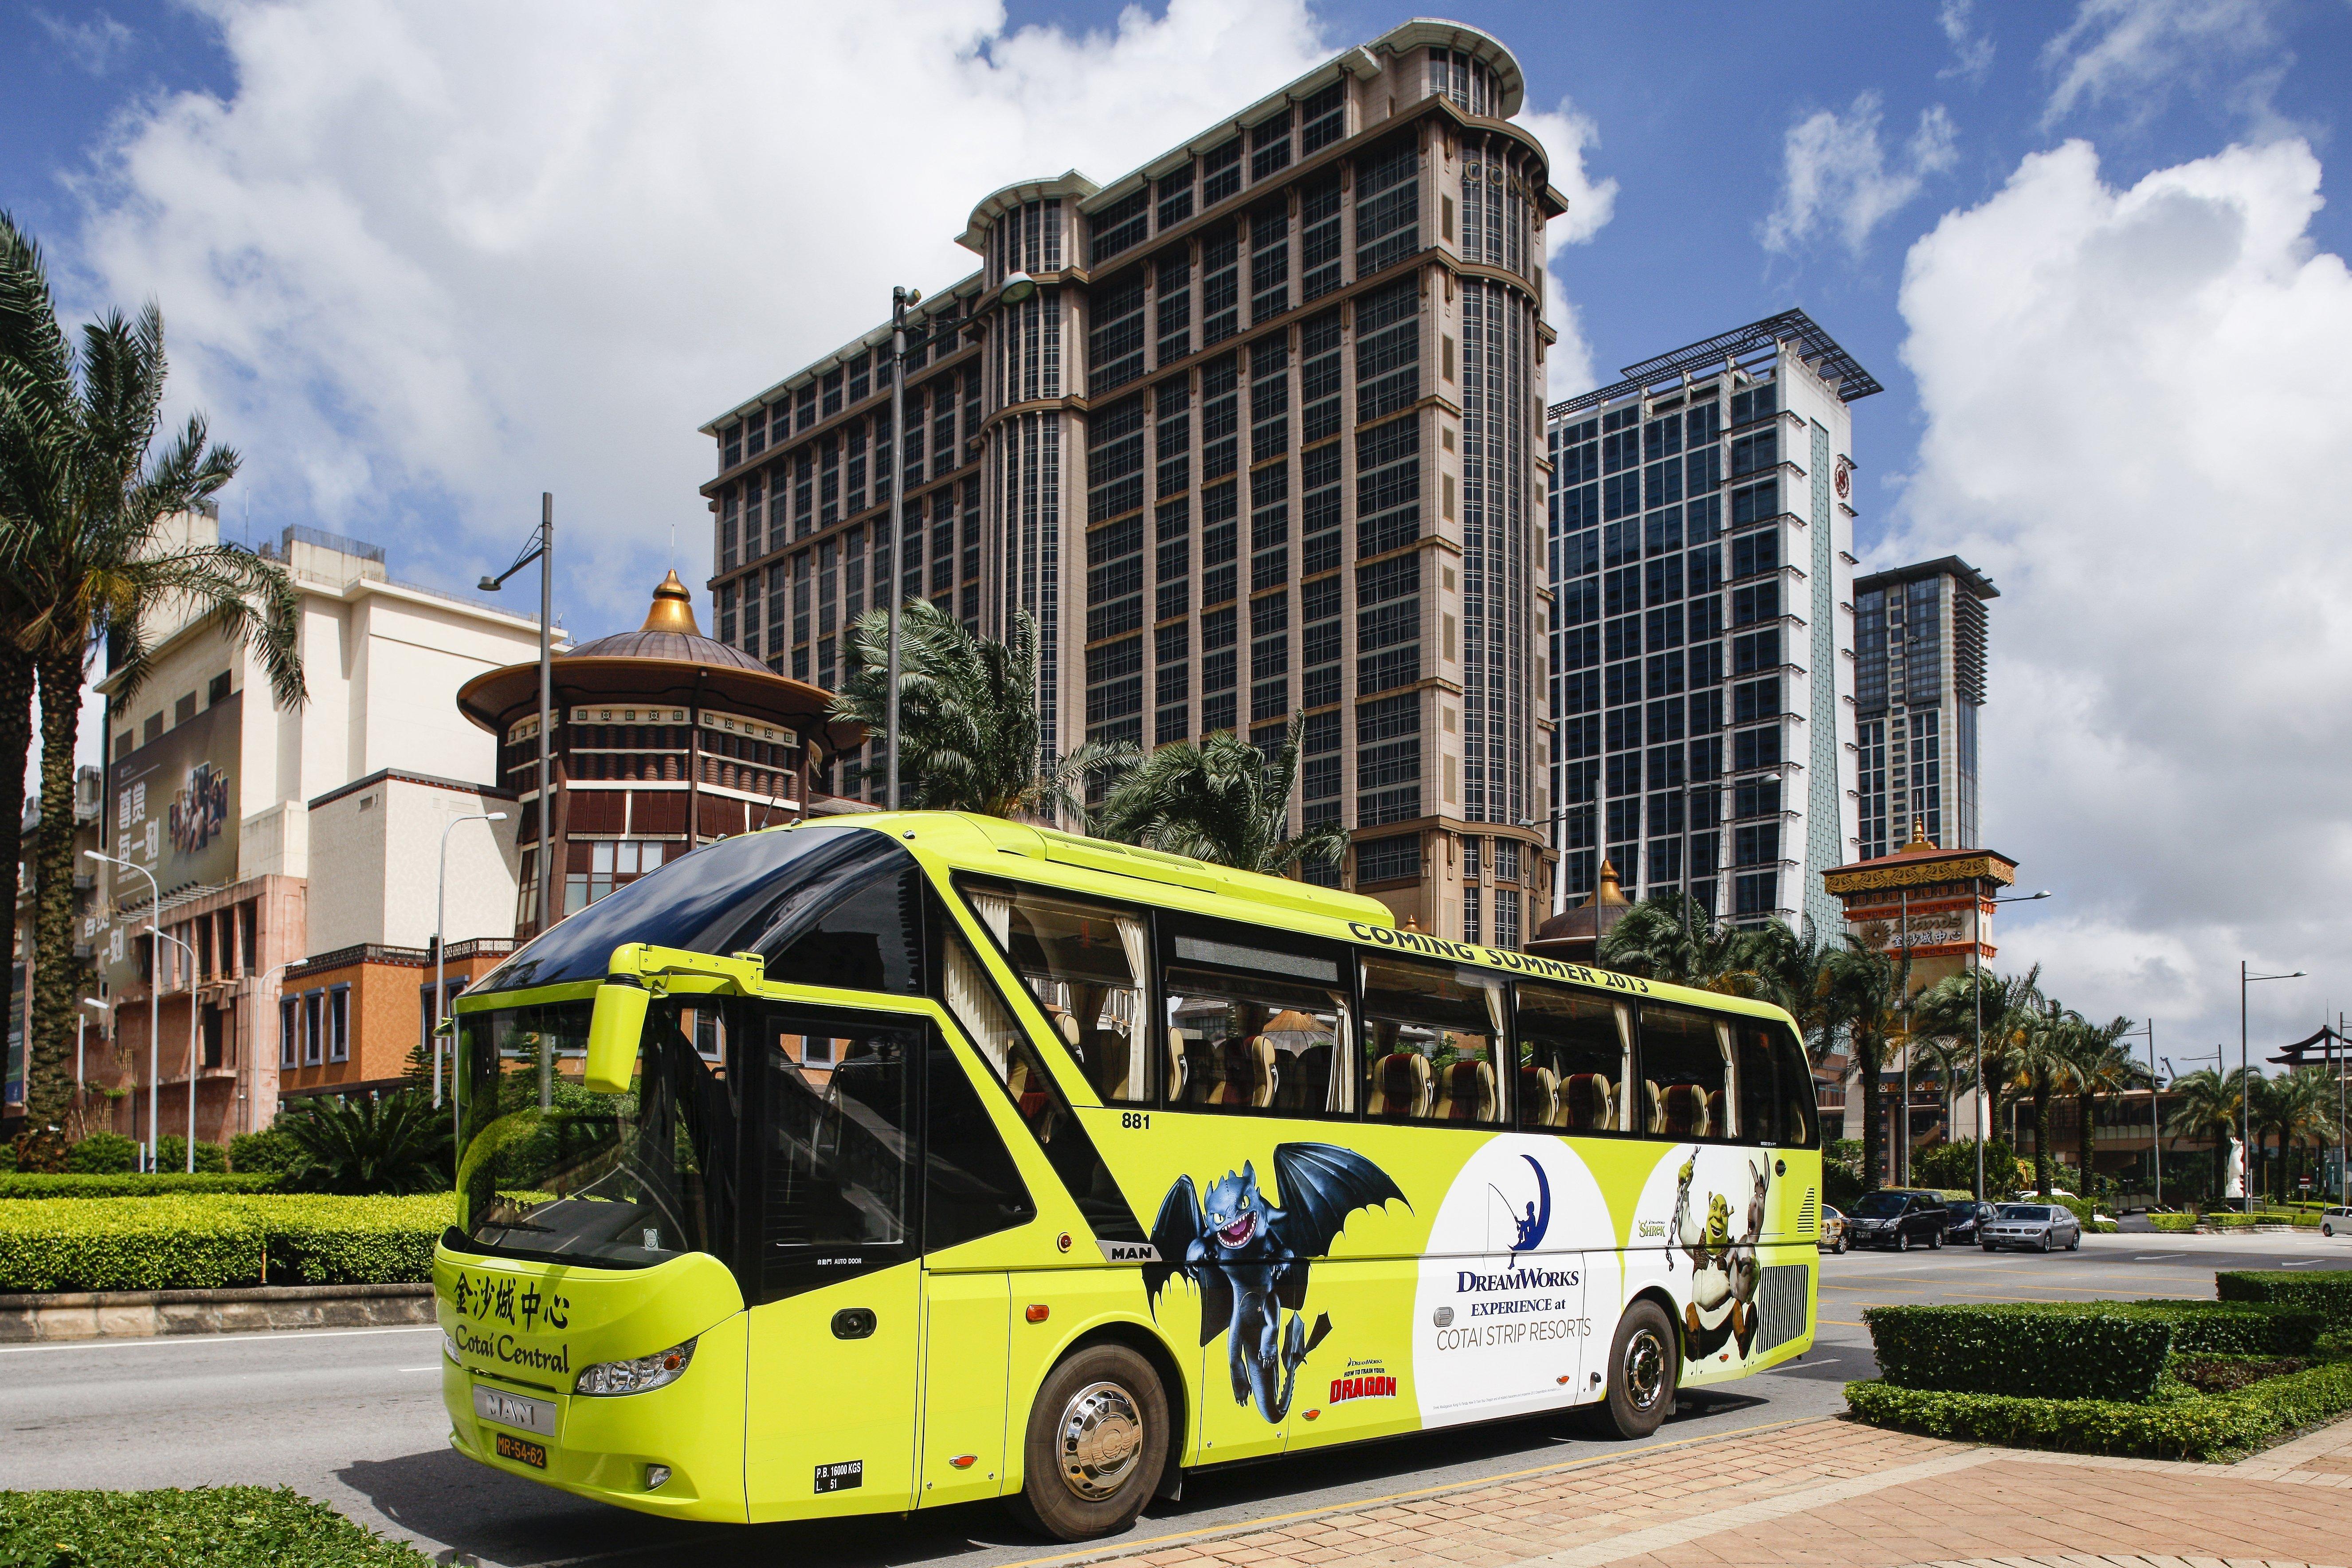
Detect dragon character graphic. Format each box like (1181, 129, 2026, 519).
(1143, 1143, 1407, 1423)
(1672, 1151, 1770, 1363)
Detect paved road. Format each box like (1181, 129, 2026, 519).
(8, 1231, 2344, 1568)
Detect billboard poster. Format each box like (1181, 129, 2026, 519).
(101, 691, 240, 993)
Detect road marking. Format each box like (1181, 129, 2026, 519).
(0, 1325, 439, 1355)
(2134, 1253, 2184, 1260)
(2284, 1258, 2325, 1266)
(1819, 1319, 1867, 1327)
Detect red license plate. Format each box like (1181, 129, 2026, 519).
(495, 1431, 548, 1470)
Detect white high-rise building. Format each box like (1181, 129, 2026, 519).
(1542, 311, 1876, 937)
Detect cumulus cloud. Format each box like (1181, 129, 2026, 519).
(1519, 96, 1618, 403)
(1882, 136, 2352, 1051)
(59, 0, 1341, 635)
(1936, 0, 1995, 85)
(1760, 92, 1958, 257)
(2042, 0, 2289, 133)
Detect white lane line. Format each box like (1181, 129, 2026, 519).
(2284, 1258, 2325, 1266)
(0, 1325, 440, 1355)
(2133, 1254, 2184, 1260)
(398, 1365, 445, 1372)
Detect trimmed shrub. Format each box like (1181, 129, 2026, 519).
(154, 1137, 228, 1175)
(2217, 1268, 2352, 1333)
(226, 1128, 298, 1176)
(1845, 1356, 2352, 1460)
(0, 1485, 432, 1565)
(2149, 1212, 2198, 1233)
(0, 1173, 281, 1200)
(0, 1144, 15, 1174)
(0, 1194, 451, 1294)
(66, 1133, 140, 1174)
(1863, 1300, 2322, 1401)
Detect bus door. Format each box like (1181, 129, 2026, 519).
(743, 1006, 925, 1521)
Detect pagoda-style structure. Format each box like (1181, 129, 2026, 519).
(1526, 859, 1632, 967)
(457, 572, 862, 940)
(1822, 817, 2018, 998)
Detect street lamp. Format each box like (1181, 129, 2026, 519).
(1969, 888, 2050, 1203)
(87, 849, 188, 1172)
(435, 811, 509, 1111)
(480, 494, 554, 937)
(2119, 1019, 2157, 1211)
(2240, 963, 2306, 1209)
(77, 997, 106, 1136)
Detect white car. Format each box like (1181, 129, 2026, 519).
(1982, 1202, 2081, 1253)
(2324, 1206, 2349, 1238)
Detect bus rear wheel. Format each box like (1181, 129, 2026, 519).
(1010, 1343, 1169, 1542)
(1595, 1299, 1679, 1441)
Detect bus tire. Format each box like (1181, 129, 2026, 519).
(1009, 1343, 1169, 1542)
(1596, 1299, 1679, 1441)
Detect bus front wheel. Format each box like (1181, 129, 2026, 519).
(1011, 1343, 1169, 1542)
(1596, 1299, 1679, 1441)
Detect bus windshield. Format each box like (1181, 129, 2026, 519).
(454, 999, 737, 1271)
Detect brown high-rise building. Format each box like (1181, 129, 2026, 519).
(699, 20, 1568, 939)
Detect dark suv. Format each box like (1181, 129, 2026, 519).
(1942, 1200, 1997, 1245)
(1842, 1190, 1951, 1251)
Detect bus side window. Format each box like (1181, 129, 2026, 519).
(924, 1030, 1035, 1252)
(753, 860, 925, 994)
(962, 883, 1151, 1104)
(1359, 957, 1505, 1125)
(1733, 1019, 1820, 1148)
(1162, 965, 1352, 1117)
(761, 1018, 916, 1288)
(1637, 1003, 1729, 1139)
(1514, 982, 1629, 1133)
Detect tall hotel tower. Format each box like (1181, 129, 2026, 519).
(700, 21, 1566, 941)
(1542, 313, 1877, 939)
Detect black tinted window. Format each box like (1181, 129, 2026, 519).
(1732, 1018, 1818, 1147)
(759, 1011, 915, 1298)
(925, 1035, 1033, 1251)
(758, 859, 925, 993)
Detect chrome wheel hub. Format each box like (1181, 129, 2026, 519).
(1057, 1381, 1143, 1501)
(1624, 1329, 1667, 1413)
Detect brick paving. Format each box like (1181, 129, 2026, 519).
(1047, 1416, 2352, 1568)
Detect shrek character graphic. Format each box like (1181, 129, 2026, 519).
(1144, 1143, 1407, 1423)
(1672, 1150, 1768, 1362)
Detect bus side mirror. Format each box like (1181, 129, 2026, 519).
(584, 979, 649, 1095)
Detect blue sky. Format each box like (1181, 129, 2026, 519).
(8, 1, 2352, 1055)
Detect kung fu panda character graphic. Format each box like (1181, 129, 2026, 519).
(1666, 1149, 1769, 1363)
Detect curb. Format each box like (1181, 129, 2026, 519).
(0, 1282, 434, 1342)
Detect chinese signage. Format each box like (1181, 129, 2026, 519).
(101, 692, 241, 990)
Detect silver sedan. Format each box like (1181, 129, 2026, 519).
(1981, 1202, 2082, 1252)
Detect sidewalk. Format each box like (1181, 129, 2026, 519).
(1062, 1415, 2352, 1568)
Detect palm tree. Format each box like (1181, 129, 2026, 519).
(2252, 1067, 2336, 1204)
(1913, 965, 2044, 1151)
(2059, 1014, 2146, 1198)
(1733, 917, 1837, 1056)
(1598, 893, 1746, 988)
(830, 601, 1131, 824)
(0, 211, 306, 1153)
(278, 1092, 452, 1196)
(1820, 940, 1903, 1192)
(2164, 1067, 2251, 1205)
(2011, 1001, 2089, 1197)
(1091, 711, 1347, 876)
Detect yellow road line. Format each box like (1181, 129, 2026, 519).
(989, 1416, 1819, 1568)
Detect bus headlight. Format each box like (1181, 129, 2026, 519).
(444, 1330, 461, 1365)
(573, 1337, 698, 1397)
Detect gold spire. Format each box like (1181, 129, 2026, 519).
(1904, 815, 1935, 853)
(641, 569, 702, 636)
(1589, 858, 1628, 908)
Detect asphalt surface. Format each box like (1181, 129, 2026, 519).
(8, 1231, 2346, 1568)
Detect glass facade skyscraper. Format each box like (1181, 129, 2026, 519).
(1852, 557, 1995, 858)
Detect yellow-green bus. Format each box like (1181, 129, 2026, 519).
(440, 811, 1820, 1540)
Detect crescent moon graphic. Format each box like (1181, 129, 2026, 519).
(1516, 1153, 1552, 1258)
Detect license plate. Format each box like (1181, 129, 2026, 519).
(494, 1431, 548, 1470)
(472, 1384, 557, 1437)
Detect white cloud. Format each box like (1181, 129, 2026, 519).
(1883, 136, 2352, 1054)
(59, 0, 1340, 635)
(1936, 0, 1995, 85)
(1519, 96, 1618, 403)
(34, 9, 134, 74)
(1760, 92, 1957, 258)
(2042, 0, 2289, 133)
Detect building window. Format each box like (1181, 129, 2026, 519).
(279, 997, 297, 1069)
(302, 991, 323, 1066)
(565, 840, 670, 914)
(1356, 831, 1420, 886)
(327, 986, 350, 1064)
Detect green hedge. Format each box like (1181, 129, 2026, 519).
(1863, 1300, 2322, 1401)
(2217, 1268, 2352, 1333)
(0, 1173, 282, 1200)
(1845, 1356, 2352, 1461)
(2149, 1211, 2199, 1233)
(0, 1195, 451, 1294)
(65, 1133, 139, 1174)
(0, 1486, 431, 1566)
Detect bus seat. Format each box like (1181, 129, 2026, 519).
(1166, 1031, 1190, 1104)
(1705, 1089, 1726, 1139)
(1562, 1071, 1612, 1130)
(1004, 1056, 1053, 1130)
(1368, 1051, 1431, 1119)
(1657, 1082, 1708, 1137)
(1184, 1036, 1222, 1105)
(1435, 1058, 1496, 1122)
(1212, 1035, 1276, 1108)
(1519, 1065, 1560, 1127)
(1643, 1079, 1662, 1133)
(1297, 1044, 1334, 1111)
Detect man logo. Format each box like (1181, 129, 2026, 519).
(1097, 1240, 1161, 1263)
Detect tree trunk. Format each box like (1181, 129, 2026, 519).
(2077, 1090, 2098, 1199)
(26, 651, 90, 1136)
(0, 648, 31, 983)
(1857, 1035, 1884, 1192)
(2033, 1075, 2054, 1196)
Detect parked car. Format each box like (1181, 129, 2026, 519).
(1819, 1206, 1847, 1254)
(1942, 1200, 1997, 1245)
(1841, 1190, 1950, 1251)
(2322, 1206, 2348, 1238)
(1983, 1202, 2082, 1252)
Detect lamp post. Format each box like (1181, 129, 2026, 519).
(76, 997, 105, 1138)
(2120, 1019, 2157, 1210)
(89, 850, 173, 1171)
(436, 810, 508, 1110)
(2239, 962, 2305, 1210)
(149, 924, 199, 1171)
(1970, 887, 2051, 1203)
(479, 495, 554, 936)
